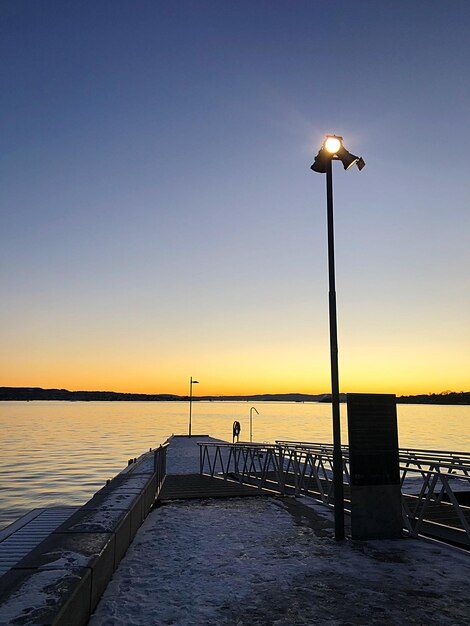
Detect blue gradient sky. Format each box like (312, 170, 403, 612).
(1, 1, 469, 394)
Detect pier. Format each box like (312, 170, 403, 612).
(0, 435, 469, 625)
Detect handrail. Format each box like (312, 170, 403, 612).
(154, 442, 169, 498)
(277, 440, 470, 460)
(199, 441, 470, 547)
(275, 441, 470, 475)
(198, 442, 278, 448)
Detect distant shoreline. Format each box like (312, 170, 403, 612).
(0, 387, 469, 405)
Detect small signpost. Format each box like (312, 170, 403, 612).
(347, 393, 402, 539)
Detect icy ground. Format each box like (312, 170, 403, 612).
(89, 496, 470, 626)
(165, 435, 226, 474)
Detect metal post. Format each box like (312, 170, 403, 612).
(249, 407, 259, 443)
(326, 159, 345, 541)
(189, 376, 193, 438)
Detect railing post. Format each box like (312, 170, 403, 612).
(279, 446, 286, 495)
(153, 446, 161, 474)
(153, 444, 167, 499)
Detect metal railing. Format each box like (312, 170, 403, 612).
(276, 440, 470, 470)
(199, 442, 292, 494)
(199, 441, 470, 547)
(154, 442, 169, 498)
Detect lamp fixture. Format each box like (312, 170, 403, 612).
(311, 135, 365, 173)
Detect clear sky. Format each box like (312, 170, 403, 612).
(1, 1, 469, 396)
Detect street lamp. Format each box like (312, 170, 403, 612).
(249, 406, 259, 443)
(311, 135, 365, 541)
(188, 376, 199, 438)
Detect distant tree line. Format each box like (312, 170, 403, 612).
(0, 387, 180, 402)
(398, 391, 470, 405)
(1, 387, 468, 404)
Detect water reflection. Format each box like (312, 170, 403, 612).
(0, 401, 468, 529)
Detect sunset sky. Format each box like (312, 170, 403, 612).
(1, 1, 469, 396)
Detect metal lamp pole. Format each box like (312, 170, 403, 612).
(311, 135, 365, 542)
(188, 376, 199, 437)
(326, 159, 345, 541)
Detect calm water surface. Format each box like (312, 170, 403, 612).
(1, 401, 469, 530)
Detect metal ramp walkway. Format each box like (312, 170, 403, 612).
(0, 506, 78, 577)
(158, 473, 268, 501)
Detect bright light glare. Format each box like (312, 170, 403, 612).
(324, 136, 342, 154)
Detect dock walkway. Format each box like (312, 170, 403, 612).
(0, 506, 78, 577)
(159, 434, 270, 500)
(159, 473, 263, 500)
(2, 435, 470, 626)
(89, 436, 470, 626)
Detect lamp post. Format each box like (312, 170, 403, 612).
(311, 135, 365, 541)
(188, 376, 199, 438)
(249, 406, 259, 443)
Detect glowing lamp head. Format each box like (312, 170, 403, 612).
(324, 136, 342, 154)
(310, 134, 365, 173)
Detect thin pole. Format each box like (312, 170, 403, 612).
(249, 407, 258, 443)
(326, 159, 345, 541)
(189, 376, 193, 438)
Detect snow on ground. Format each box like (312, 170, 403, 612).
(124, 450, 155, 474)
(0, 569, 81, 623)
(89, 496, 470, 626)
(165, 436, 226, 474)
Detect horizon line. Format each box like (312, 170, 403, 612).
(1, 386, 469, 398)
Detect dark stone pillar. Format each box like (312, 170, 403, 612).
(347, 393, 402, 539)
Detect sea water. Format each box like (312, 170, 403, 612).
(0, 401, 469, 529)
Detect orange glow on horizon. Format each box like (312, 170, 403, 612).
(1, 328, 468, 398)
(2, 370, 467, 398)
